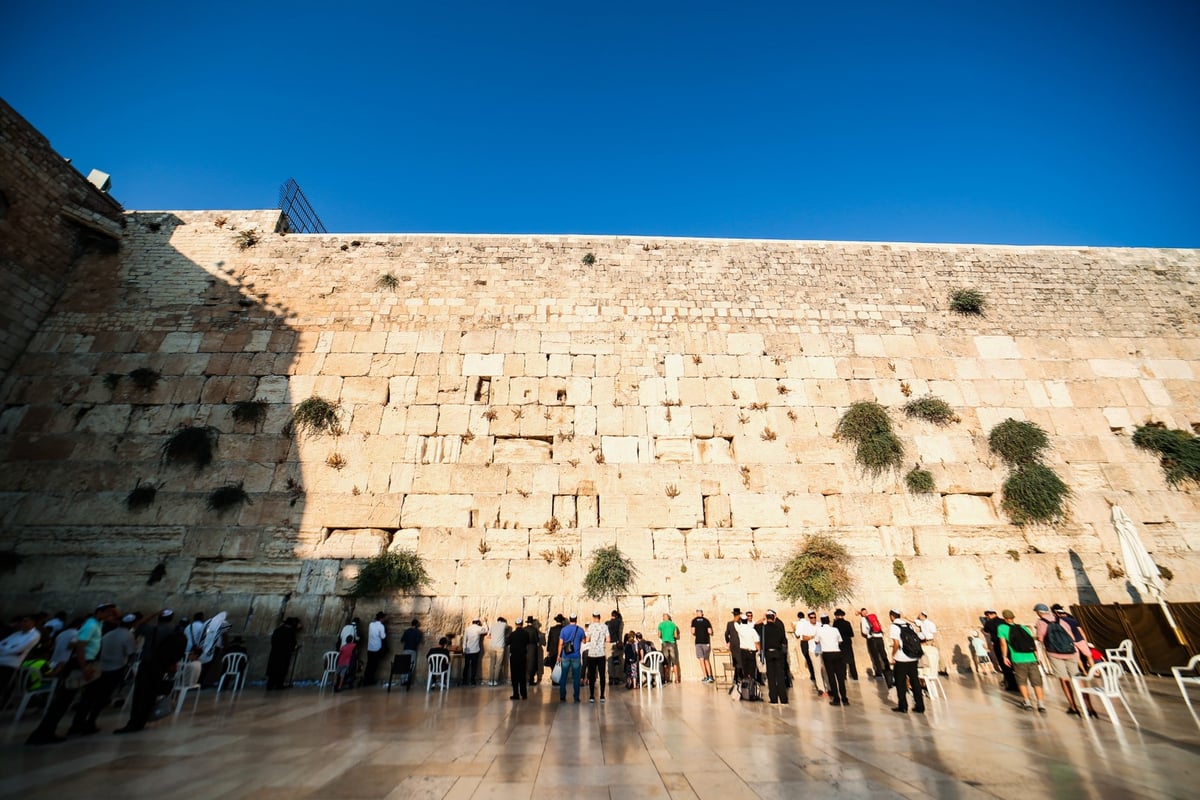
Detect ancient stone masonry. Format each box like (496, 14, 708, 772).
(0, 109, 1198, 678)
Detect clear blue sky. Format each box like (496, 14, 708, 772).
(4, 2, 1198, 245)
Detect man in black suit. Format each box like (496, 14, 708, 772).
(832, 609, 858, 680)
(761, 610, 789, 704)
(507, 618, 531, 700)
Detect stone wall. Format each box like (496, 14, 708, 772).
(0, 99, 125, 380)
(1, 206, 1198, 680)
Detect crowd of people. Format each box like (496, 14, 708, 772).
(0, 596, 1109, 746)
(0, 605, 247, 745)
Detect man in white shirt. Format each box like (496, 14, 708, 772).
(917, 611, 942, 676)
(858, 608, 893, 687)
(0, 615, 41, 707)
(888, 610, 925, 714)
(735, 613, 760, 693)
(364, 612, 388, 686)
(489, 617, 510, 686)
(462, 618, 487, 686)
(793, 611, 819, 691)
(815, 615, 848, 706)
(583, 612, 610, 702)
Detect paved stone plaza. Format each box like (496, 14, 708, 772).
(2, 672, 1197, 799)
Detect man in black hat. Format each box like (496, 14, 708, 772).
(115, 609, 186, 734)
(545, 614, 565, 682)
(507, 618, 531, 700)
(832, 609, 858, 681)
(982, 609, 1017, 692)
(725, 608, 743, 683)
(761, 610, 789, 704)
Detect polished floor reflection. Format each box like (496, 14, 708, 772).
(2, 671, 1198, 799)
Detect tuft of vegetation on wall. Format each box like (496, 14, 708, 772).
(949, 288, 985, 315)
(583, 544, 637, 600)
(1132, 422, 1200, 487)
(351, 550, 430, 597)
(836, 401, 904, 476)
(1000, 464, 1071, 526)
(207, 482, 250, 514)
(288, 396, 341, 436)
(776, 535, 854, 606)
(162, 426, 219, 470)
(904, 466, 936, 494)
(903, 395, 957, 426)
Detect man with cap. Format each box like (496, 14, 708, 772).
(658, 613, 681, 684)
(507, 617, 531, 700)
(115, 609, 186, 734)
(761, 610, 789, 703)
(982, 609, 1018, 692)
(815, 614, 848, 705)
(690, 609, 714, 684)
(583, 612, 610, 702)
(27, 602, 119, 744)
(557, 614, 586, 702)
(1035, 602, 1096, 717)
(888, 609, 925, 714)
(996, 609, 1046, 712)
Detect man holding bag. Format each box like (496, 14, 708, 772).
(557, 614, 586, 703)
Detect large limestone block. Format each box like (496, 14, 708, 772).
(400, 494, 473, 528)
(653, 437, 693, 463)
(462, 353, 505, 375)
(944, 495, 1000, 525)
(729, 492, 788, 528)
(478, 527, 530, 559)
(416, 527, 478, 560)
(187, 559, 302, 594)
(827, 494, 894, 527)
(498, 492, 553, 529)
(601, 436, 641, 464)
(312, 528, 390, 559)
(493, 437, 552, 463)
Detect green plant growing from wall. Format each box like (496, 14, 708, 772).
(892, 559, 908, 586)
(231, 400, 268, 428)
(234, 228, 259, 249)
(1000, 463, 1071, 525)
(162, 425, 218, 470)
(351, 550, 430, 597)
(583, 544, 637, 600)
(903, 395, 958, 426)
(988, 419, 1049, 467)
(376, 272, 400, 290)
(904, 466, 935, 495)
(949, 288, 985, 315)
(207, 482, 250, 514)
(836, 401, 904, 476)
(288, 396, 341, 436)
(581, 252, 596, 266)
(125, 482, 158, 511)
(1132, 422, 1200, 487)
(128, 367, 161, 391)
(775, 535, 853, 606)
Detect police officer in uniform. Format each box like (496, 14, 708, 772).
(761, 609, 789, 704)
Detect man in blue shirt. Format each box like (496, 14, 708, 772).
(27, 602, 118, 745)
(556, 614, 586, 703)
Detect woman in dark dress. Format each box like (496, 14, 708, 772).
(266, 617, 301, 690)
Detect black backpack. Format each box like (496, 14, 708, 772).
(1006, 624, 1037, 654)
(1043, 620, 1078, 655)
(898, 623, 924, 659)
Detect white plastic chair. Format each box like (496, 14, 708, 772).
(215, 652, 247, 697)
(639, 651, 664, 690)
(1073, 662, 1138, 727)
(169, 661, 202, 717)
(919, 645, 946, 700)
(318, 651, 339, 692)
(427, 653, 450, 692)
(1105, 639, 1146, 688)
(8, 667, 57, 722)
(1171, 654, 1200, 725)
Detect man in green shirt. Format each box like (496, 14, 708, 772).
(997, 609, 1046, 712)
(658, 614, 681, 684)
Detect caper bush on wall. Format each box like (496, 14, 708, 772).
(775, 535, 854, 607)
(904, 466, 936, 494)
(162, 425, 219, 470)
(207, 482, 251, 514)
(287, 396, 341, 436)
(836, 401, 904, 476)
(949, 288, 985, 315)
(903, 395, 958, 426)
(1132, 422, 1200, 487)
(988, 418, 1050, 467)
